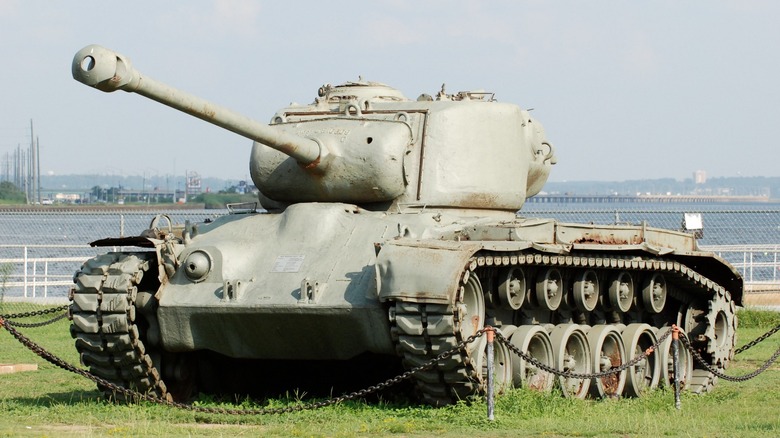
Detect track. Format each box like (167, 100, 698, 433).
(390, 250, 737, 404)
(68, 252, 172, 401)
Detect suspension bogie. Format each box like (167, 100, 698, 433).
(479, 260, 680, 328)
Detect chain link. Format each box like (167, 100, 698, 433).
(734, 322, 780, 355)
(5, 312, 68, 328)
(680, 332, 780, 382)
(0, 304, 69, 320)
(0, 304, 70, 329)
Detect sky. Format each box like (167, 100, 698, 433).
(1, 0, 779, 183)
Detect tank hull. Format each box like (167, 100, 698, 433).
(70, 204, 741, 403)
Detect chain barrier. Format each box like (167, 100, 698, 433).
(733, 322, 780, 355)
(0, 304, 69, 320)
(679, 332, 780, 382)
(1, 311, 779, 415)
(0, 304, 70, 329)
(5, 312, 68, 328)
(0, 318, 487, 415)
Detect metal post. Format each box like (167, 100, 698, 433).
(44, 261, 49, 298)
(672, 325, 681, 410)
(23, 246, 28, 298)
(32, 260, 37, 297)
(486, 326, 495, 421)
(120, 214, 125, 238)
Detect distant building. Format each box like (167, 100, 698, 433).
(694, 170, 707, 184)
(186, 171, 202, 197)
(55, 193, 81, 203)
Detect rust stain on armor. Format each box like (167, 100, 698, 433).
(572, 233, 642, 245)
(471, 315, 480, 334)
(460, 192, 499, 208)
(600, 351, 623, 396)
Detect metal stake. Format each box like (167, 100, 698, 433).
(672, 325, 681, 410)
(486, 326, 495, 421)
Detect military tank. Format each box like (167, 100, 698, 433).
(69, 44, 741, 405)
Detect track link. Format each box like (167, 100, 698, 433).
(69, 252, 171, 401)
(390, 301, 478, 406)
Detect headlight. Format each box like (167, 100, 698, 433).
(183, 250, 212, 282)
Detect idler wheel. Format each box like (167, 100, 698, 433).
(473, 327, 513, 394)
(586, 325, 627, 398)
(509, 325, 555, 392)
(608, 271, 634, 313)
(498, 267, 526, 310)
(621, 323, 660, 397)
(679, 294, 736, 370)
(706, 293, 737, 368)
(655, 326, 693, 390)
(678, 293, 736, 394)
(457, 273, 486, 352)
(549, 324, 591, 398)
(536, 268, 564, 311)
(641, 273, 667, 314)
(572, 270, 599, 312)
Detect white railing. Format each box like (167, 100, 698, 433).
(702, 244, 780, 287)
(0, 244, 100, 298)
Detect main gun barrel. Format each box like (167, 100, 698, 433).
(71, 45, 321, 165)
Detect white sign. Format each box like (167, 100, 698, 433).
(272, 255, 305, 273)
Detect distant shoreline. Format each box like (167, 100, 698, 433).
(3, 193, 780, 211)
(0, 203, 209, 212)
(528, 194, 778, 204)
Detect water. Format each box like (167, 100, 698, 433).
(0, 209, 226, 299)
(2, 204, 779, 299)
(0, 209, 226, 246)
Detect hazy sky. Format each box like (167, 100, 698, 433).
(1, 1, 778, 182)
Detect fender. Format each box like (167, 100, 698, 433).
(376, 239, 482, 304)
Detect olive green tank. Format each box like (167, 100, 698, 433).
(68, 45, 741, 405)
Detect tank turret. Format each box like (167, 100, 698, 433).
(72, 45, 557, 210)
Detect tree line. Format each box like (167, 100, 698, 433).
(0, 181, 26, 204)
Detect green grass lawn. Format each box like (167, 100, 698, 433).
(0, 304, 778, 437)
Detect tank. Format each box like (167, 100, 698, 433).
(68, 45, 742, 405)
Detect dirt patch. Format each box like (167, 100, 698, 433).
(0, 363, 37, 374)
(743, 289, 780, 307)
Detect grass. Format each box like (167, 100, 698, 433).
(0, 305, 778, 437)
